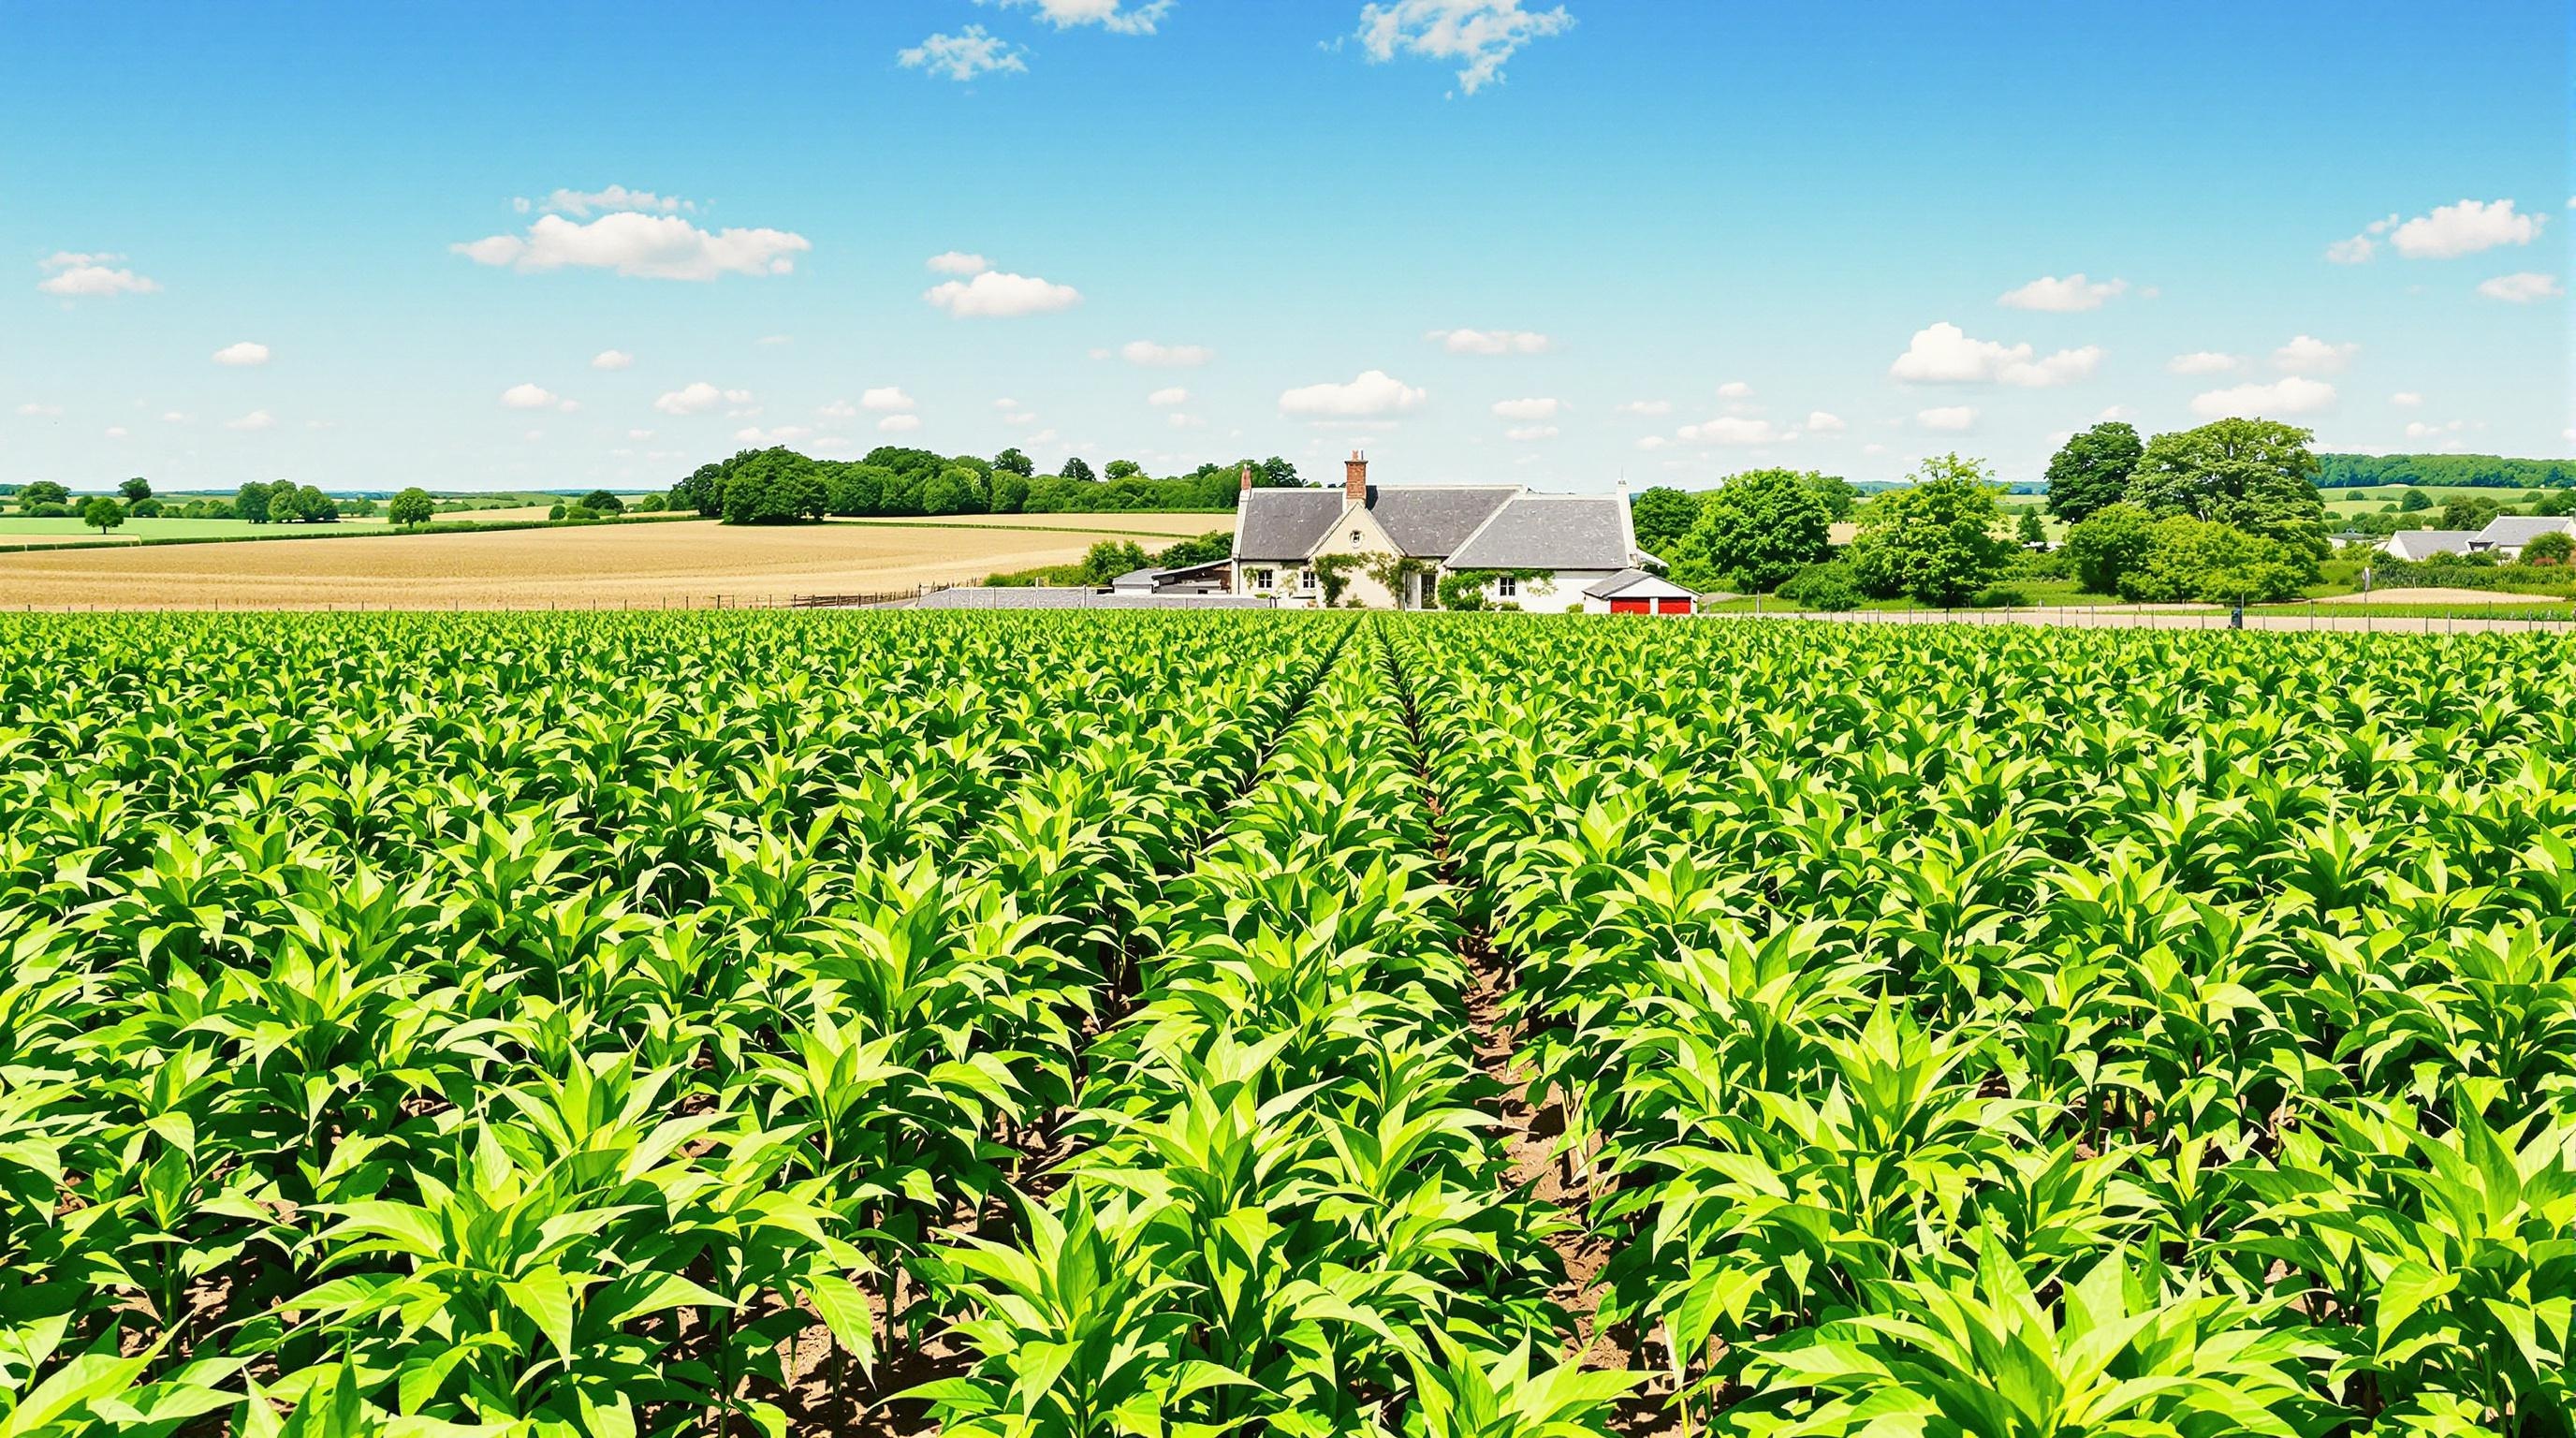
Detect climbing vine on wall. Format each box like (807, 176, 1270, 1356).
(1436, 567, 1553, 611)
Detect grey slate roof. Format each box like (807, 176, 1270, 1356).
(2474, 515, 2576, 548)
(1584, 567, 1697, 600)
(1107, 567, 1164, 590)
(2381, 530, 2481, 560)
(1234, 490, 1349, 560)
(1367, 487, 1518, 556)
(1447, 495, 1632, 570)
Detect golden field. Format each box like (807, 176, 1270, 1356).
(0, 513, 1232, 610)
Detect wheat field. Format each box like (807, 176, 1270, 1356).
(0, 513, 1230, 609)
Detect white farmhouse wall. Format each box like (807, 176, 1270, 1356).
(1478, 569, 1615, 613)
(1307, 506, 1409, 609)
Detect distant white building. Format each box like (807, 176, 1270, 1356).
(2379, 529, 2481, 562)
(1229, 454, 1673, 611)
(2468, 515, 2576, 560)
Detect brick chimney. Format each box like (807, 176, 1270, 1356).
(1239, 462, 1253, 495)
(1344, 450, 1368, 506)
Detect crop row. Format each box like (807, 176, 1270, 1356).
(0, 610, 1348, 1434)
(1399, 618, 2576, 1435)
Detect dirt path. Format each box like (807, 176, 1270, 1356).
(1369, 620, 1679, 1434)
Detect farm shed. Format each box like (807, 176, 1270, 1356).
(1582, 568, 1698, 615)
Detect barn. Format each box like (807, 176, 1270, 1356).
(1582, 569, 1698, 615)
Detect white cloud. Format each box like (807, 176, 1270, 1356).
(2404, 418, 2466, 441)
(37, 251, 160, 297)
(212, 341, 271, 367)
(2273, 334, 2358, 374)
(451, 213, 810, 280)
(1279, 369, 1428, 418)
(988, 0, 1171, 34)
(2189, 376, 2336, 419)
(1615, 399, 1672, 416)
(755, 333, 791, 345)
(2391, 391, 2422, 407)
(923, 270, 1081, 317)
(1806, 410, 1846, 433)
(1634, 435, 1669, 451)
(1167, 412, 1203, 428)
(161, 411, 189, 424)
(899, 26, 1028, 81)
(1678, 416, 1787, 445)
(1888, 322, 2100, 388)
(1997, 273, 2128, 312)
(224, 410, 277, 432)
(927, 251, 992, 275)
(1148, 386, 1191, 406)
(500, 382, 577, 411)
(2325, 235, 2377, 265)
(736, 424, 816, 446)
(1427, 327, 1551, 354)
(628, 428, 654, 439)
(2097, 404, 2136, 421)
(860, 386, 917, 412)
(2390, 198, 2544, 259)
(1715, 380, 1753, 398)
(103, 425, 126, 439)
(2165, 350, 2242, 375)
(1355, 0, 1575, 95)
(534, 186, 693, 218)
(653, 382, 754, 416)
(1490, 396, 1559, 419)
(591, 349, 635, 370)
(1118, 340, 1216, 369)
(1003, 409, 1039, 426)
(15, 402, 63, 418)
(2476, 271, 2563, 303)
(818, 400, 858, 419)
(1915, 406, 1977, 432)
(877, 414, 923, 433)
(1504, 424, 1559, 441)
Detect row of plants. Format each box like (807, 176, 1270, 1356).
(0, 609, 1349, 1433)
(916, 622, 1632, 1435)
(1400, 616, 2576, 1435)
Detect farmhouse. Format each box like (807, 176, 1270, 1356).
(2378, 529, 2481, 562)
(1230, 453, 1676, 611)
(2467, 514, 2576, 560)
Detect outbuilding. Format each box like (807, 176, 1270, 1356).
(1582, 568, 1698, 615)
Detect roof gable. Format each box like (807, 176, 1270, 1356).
(1233, 489, 1349, 559)
(1365, 487, 1518, 556)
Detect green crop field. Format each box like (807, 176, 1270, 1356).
(4, 610, 2571, 1435)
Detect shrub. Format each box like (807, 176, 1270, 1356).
(2524, 531, 2572, 565)
(1777, 561, 1866, 612)
(2118, 517, 2306, 604)
(1971, 584, 2028, 608)
(2066, 503, 2158, 595)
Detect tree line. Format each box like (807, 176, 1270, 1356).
(668, 447, 1306, 525)
(2317, 452, 2575, 490)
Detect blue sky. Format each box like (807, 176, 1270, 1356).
(4, 0, 2568, 493)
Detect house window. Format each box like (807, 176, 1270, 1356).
(1350, 529, 1362, 544)
(1495, 575, 1518, 598)
(1248, 566, 1274, 590)
(1299, 567, 1315, 591)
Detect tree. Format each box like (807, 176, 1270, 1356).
(118, 476, 153, 505)
(1628, 487, 1704, 559)
(235, 481, 273, 523)
(1154, 531, 1232, 566)
(1061, 457, 1096, 483)
(2397, 488, 2434, 512)
(388, 487, 435, 528)
(2537, 489, 2575, 517)
(1848, 453, 2014, 606)
(1105, 459, 1145, 481)
(19, 481, 70, 511)
(581, 489, 625, 515)
(992, 447, 1033, 477)
(2439, 495, 2503, 531)
(2119, 516, 2307, 604)
(290, 484, 339, 522)
(2016, 509, 2047, 546)
(1079, 539, 1150, 584)
(2043, 421, 2144, 523)
(1681, 468, 1834, 592)
(80, 496, 124, 535)
(2065, 503, 2158, 594)
(672, 462, 726, 517)
(1257, 456, 1302, 488)
(2125, 418, 2329, 567)
(1802, 473, 1858, 521)
(2523, 531, 2573, 565)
